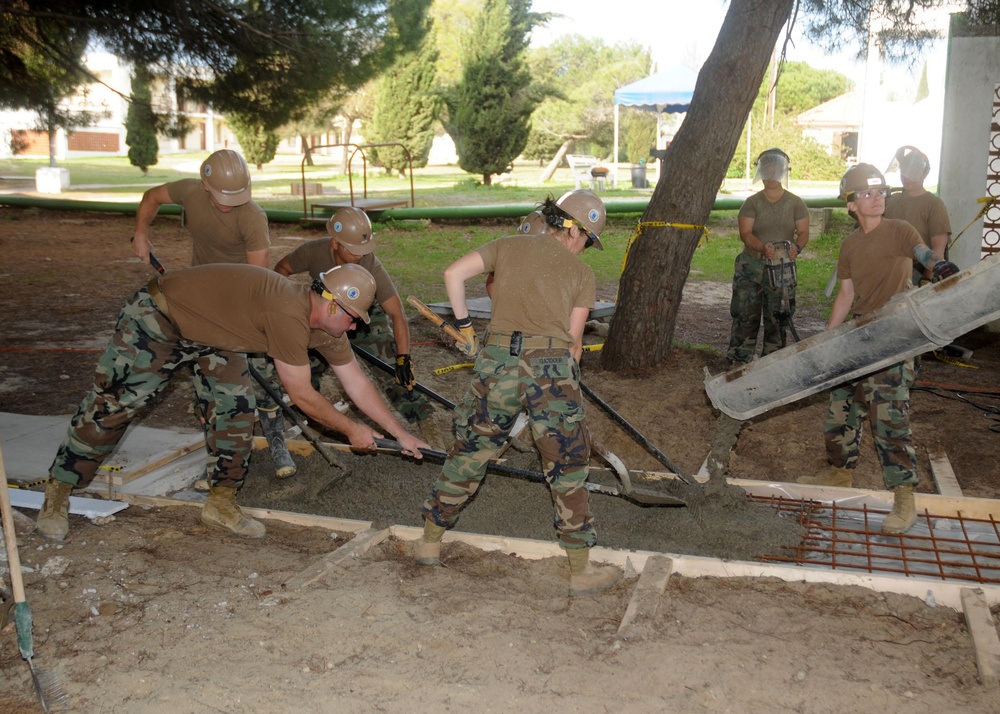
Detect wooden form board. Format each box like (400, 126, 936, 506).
(283, 526, 391, 591)
(616, 554, 673, 643)
(92, 433, 204, 487)
(961, 587, 1000, 688)
(928, 448, 964, 498)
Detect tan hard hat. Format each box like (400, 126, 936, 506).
(517, 210, 547, 235)
(839, 163, 886, 201)
(200, 150, 251, 207)
(555, 189, 606, 250)
(316, 263, 377, 324)
(327, 207, 375, 255)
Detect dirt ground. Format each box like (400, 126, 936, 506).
(2, 206, 1000, 712)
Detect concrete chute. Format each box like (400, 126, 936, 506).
(705, 254, 1000, 420)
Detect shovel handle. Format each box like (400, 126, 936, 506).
(407, 296, 469, 345)
(352, 345, 457, 410)
(0, 443, 27, 603)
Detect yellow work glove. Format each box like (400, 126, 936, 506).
(453, 316, 479, 357)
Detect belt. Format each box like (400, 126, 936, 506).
(485, 331, 571, 355)
(743, 247, 764, 260)
(146, 278, 175, 325)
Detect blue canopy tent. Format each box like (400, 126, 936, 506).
(612, 65, 698, 188)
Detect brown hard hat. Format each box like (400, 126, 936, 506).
(517, 210, 547, 235)
(317, 263, 377, 324)
(327, 207, 375, 255)
(200, 150, 251, 206)
(555, 189, 606, 250)
(839, 163, 886, 201)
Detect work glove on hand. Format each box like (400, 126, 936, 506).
(453, 316, 479, 357)
(932, 260, 960, 282)
(394, 353, 416, 391)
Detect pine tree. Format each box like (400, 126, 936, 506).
(369, 28, 440, 176)
(125, 64, 158, 175)
(442, 0, 543, 185)
(229, 114, 278, 170)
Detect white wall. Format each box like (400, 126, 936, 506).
(940, 18, 1000, 269)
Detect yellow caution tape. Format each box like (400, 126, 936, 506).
(932, 351, 978, 370)
(948, 196, 998, 251)
(621, 220, 709, 276)
(99, 465, 123, 471)
(433, 362, 475, 376)
(582, 343, 603, 352)
(7, 478, 49, 489)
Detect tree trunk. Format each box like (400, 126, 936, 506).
(601, 0, 794, 372)
(47, 117, 57, 168)
(482, 173, 492, 186)
(539, 139, 573, 182)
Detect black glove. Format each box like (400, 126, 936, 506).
(932, 260, 960, 282)
(394, 353, 416, 391)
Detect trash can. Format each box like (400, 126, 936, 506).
(630, 161, 648, 189)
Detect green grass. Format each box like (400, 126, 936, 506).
(367, 208, 853, 315)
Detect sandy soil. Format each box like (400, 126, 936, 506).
(2, 206, 1000, 712)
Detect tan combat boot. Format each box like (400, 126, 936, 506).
(201, 486, 266, 538)
(414, 520, 446, 566)
(566, 547, 621, 597)
(37, 479, 75, 540)
(881, 484, 917, 534)
(797, 465, 853, 488)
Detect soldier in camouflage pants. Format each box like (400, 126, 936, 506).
(823, 360, 918, 488)
(422, 342, 595, 549)
(50, 285, 256, 492)
(727, 252, 793, 363)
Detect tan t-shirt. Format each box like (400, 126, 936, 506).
(282, 238, 398, 306)
(737, 190, 809, 246)
(166, 179, 270, 266)
(159, 264, 351, 367)
(884, 191, 951, 246)
(476, 234, 595, 342)
(836, 219, 922, 316)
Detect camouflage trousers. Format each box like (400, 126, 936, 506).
(422, 343, 596, 549)
(726, 252, 796, 364)
(250, 305, 432, 423)
(823, 360, 918, 489)
(50, 287, 255, 490)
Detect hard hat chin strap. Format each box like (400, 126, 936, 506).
(311, 278, 336, 302)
